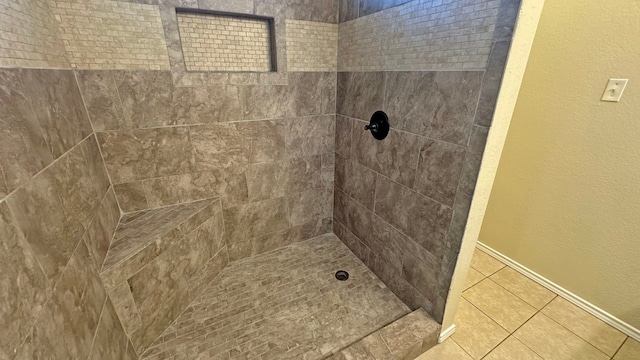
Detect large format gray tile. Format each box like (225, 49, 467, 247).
(0, 202, 50, 358)
(287, 0, 339, 23)
(287, 72, 336, 117)
(286, 115, 336, 158)
(351, 120, 421, 188)
(21, 69, 93, 158)
(375, 176, 452, 260)
(89, 298, 138, 360)
(335, 154, 377, 210)
(0, 68, 54, 193)
(15, 242, 106, 359)
(476, 41, 511, 127)
(98, 127, 197, 184)
(75, 70, 126, 131)
(337, 72, 384, 120)
(339, 0, 359, 22)
(414, 139, 467, 206)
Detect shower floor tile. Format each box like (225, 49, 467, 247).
(141, 234, 410, 360)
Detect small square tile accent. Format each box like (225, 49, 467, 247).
(286, 19, 338, 71)
(177, 12, 272, 72)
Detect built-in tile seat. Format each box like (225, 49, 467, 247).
(328, 309, 440, 360)
(99, 198, 227, 352)
(102, 199, 217, 275)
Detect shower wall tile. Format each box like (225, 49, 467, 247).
(339, 0, 359, 22)
(83, 188, 121, 270)
(97, 127, 197, 184)
(6, 146, 88, 282)
(75, 71, 126, 132)
(335, 154, 377, 210)
(0, 201, 50, 358)
(335, 115, 353, 157)
(286, 115, 336, 158)
(375, 176, 452, 260)
(223, 197, 290, 244)
(476, 41, 512, 127)
(0, 167, 6, 198)
(22, 69, 93, 159)
(494, 0, 522, 41)
(198, 0, 254, 13)
(240, 85, 289, 120)
(191, 123, 252, 170)
(351, 119, 421, 188)
(414, 140, 467, 207)
(287, 72, 337, 117)
(0, 68, 92, 194)
(0, 69, 54, 194)
(15, 241, 106, 359)
(237, 120, 286, 163)
(287, 0, 339, 23)
(143, 168, 249, 210)
(89, 298, 138, 360)
(114, 182, 150, 213)
(337, 71, 384, 120)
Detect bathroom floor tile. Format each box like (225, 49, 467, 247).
(417, 339, 473, 360)
(470, 249, 505, 276)
(514, 313, 609, 360)
(483, 336, 543, 360)
(614, 338, 640, 359)
(451, 298, 509, 359)
(463, 278, 537, 332)
(463, 267, 485, 290)
(541, 297, 627, 356)
(490, 267, 556, 309)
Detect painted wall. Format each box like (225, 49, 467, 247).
(480, 0, 640, 329)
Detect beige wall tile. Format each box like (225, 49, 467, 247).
(470, 248, 505, 276)
(451, 298, 509, 359)
(614, 338, 640, 360)
(49, 0, 170, 70)
(338, 0, 498, 71)
(484, 336, 543, 360)
(490, 267, 556, 309)
(287, 20, 338, 71)
(514, 313, 609, 360)
(541, 297, 627, 356)
(463, 278, 537, 332)
(178, 12, 272, 72)
(0, 0, 69, 68)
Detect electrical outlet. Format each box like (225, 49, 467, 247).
(601, 78, 629, 102)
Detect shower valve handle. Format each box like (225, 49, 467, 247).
(364, 123, 378, 132)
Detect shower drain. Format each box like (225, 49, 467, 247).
(335, 270, 349, 281)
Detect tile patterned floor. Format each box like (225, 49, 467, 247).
(417, 248, 640, 360)
(140, 234, 410, 359)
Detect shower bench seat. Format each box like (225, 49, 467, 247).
(98, 198, 227, 351)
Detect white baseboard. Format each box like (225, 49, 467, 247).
(476, 242, 640, 342)
(439, 324, 456, 343)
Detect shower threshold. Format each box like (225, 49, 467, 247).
(140, 234, 411, 359)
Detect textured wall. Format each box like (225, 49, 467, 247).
(480, 0, 640, 329)
(0, 68, 135, 359)
(334, 0, 519, 322)
(286, 19, 339, 71)
(338, 0, 500, 71)
(178, 12, 272, 72)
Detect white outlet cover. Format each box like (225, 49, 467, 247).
(601, 78, 629, 102)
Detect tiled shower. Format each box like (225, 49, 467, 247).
(0, 0, 519, 359)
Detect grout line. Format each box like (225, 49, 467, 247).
(0, 132, 94, 202)
(467, 254, 618, 360)
(85, 296, 108, 360)
(72, 70, 123, 216)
